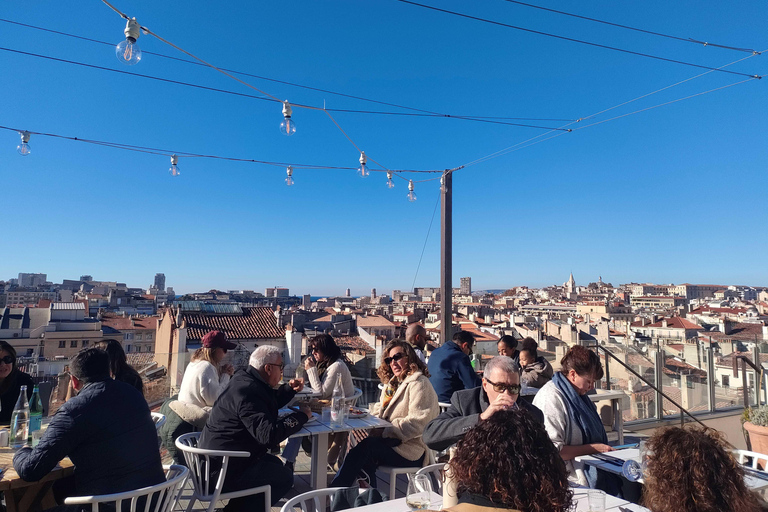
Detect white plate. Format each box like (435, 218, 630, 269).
(348, 408, 369, 419)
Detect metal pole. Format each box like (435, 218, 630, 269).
(706, 346, 716, 412)
(440, 171, 453, 346)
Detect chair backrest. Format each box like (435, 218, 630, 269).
(280, 487, 349, 512)
(416, 463, 447, 495)
(37, 381, 53, 416)
(64, 464, 188, 512)
(438, 402, 451, 413)
(345, 387, 363, 407)
(175, 432, 251, 500)
(733, 449, 768, 470)
(151, 412, 167, 430)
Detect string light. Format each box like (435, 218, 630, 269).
(17, 131, 31, 156)
(285, 166, 294, 186)
(116, 18, 141, 65)
(386, 171, 395, 188)
(169, 154, 180, 176)
(279, 101, 296, 136)
(408, 180, 417, 202)
(358, 151, 368, 177)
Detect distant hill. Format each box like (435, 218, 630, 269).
(472, 289, 505, 296)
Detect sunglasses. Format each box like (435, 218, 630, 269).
(384, 352, 407, 366)
(0, 356, 13, 365)
(484, 378, 521, 395)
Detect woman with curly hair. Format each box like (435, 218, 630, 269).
(445, 408, 572, 512)
(330, 339, 439, 488)
(643, 426, 766, 512)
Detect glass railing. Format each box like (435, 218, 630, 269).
(599, 343, 659, 422)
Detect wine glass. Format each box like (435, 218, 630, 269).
(621, 441, 648, 482)
(406, 473, 433, 510)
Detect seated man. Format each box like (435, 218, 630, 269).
(199, 345, 311, 512)
(14, 348, 165, 502)
(423, 356, 544, 451)
(427, 331, 482, 403)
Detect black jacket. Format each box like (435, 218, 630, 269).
(199, 367, 308, 473)
(13, 378, 164, 496)
(0, 370, 34, 424)
(423, 386, 544, 451)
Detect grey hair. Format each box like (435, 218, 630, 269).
(484, 355, 520, 377)
(249, 345, 282, 370)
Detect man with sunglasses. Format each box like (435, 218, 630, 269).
(423, 356, 544, 451)
(427, 330, 482, 403)
(199, 345, 310, 512)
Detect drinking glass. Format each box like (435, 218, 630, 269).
(587, 489, 605, 512)
(406, 473, 433, 510)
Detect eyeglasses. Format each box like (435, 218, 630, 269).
(484, 378, 520, 395)
(268, 363, 285, 372)
(384, 352, 407, 366)
(0, 356, 13, 365)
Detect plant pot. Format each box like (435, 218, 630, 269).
(743, 422, 768, 468)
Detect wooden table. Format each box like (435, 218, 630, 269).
(0, 447, 74, 512)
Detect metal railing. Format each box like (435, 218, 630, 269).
(588, 344, 707, 429)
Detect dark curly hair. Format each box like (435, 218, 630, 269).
(560, 345, 604, 380)
(643, 426, 765, 512)
(377, 339, 429, 383)
(448, 409, 572, 512)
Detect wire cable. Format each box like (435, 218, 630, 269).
(392, 0, 761, 79)
(497, 0, 759, 54)
(411, 189, 442, 291)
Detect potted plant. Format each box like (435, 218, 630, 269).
(743, 406, 768, 466)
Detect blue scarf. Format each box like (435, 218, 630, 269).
(553, 371, 607, 489)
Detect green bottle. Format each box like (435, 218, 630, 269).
(28, 385, 43, 446)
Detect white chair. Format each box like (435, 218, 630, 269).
(280, 487, 348, 512)
(379, 448, 436, 499)
(438, 402, 451, 413)
(733, 449, 768, 470)
(151, 412, 167, 430)
(346, 387, 363, 407)
(64, 464, 188, 512)
(416, 463, 446, 495)
(175, 432, 271, 512)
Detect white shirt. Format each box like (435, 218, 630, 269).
(178, 360, 231, 410)
(306, 359, 354, 399)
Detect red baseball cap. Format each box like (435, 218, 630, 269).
(201, 330, 237, 350)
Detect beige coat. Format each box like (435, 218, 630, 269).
(369, 371, 439, 462)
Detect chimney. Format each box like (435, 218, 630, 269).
(662, 318, 668, 328)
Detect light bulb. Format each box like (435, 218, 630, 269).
(116, 18, 142, 65)
(386, 171, 394, 188)
(285, 166, 294, 186)
(169, 154, 180, 177)
(407, 180, 417, 202)
(358, 151, 368, 177)
(17, 131, 31, 156)
(279, 101, 296, 136)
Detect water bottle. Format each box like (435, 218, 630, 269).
(10, 386, 30, 450)
(330, 374, 345, 428)
(28, 385, 43, 447)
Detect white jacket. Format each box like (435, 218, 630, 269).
(306, 359, 354, 399)
(178, 360, 231, 410)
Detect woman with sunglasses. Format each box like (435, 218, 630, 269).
(532, 345, 616, 490)
(0, 340, 34, 424)
(330, 340, 439, 488)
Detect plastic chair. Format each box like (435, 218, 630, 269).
(346, 387, 363, 407)
(379, 448, 436, 499)
(151, 412, 167, 430)
(416, 463, 446, 495)
(64, 464, 188, 512)
(438, 402, 451, 413)
(280, 487, 348, 512)
(175, 432, 271, 512)
(733, 449, 768, 470)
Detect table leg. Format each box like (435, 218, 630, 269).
(615, 398, 624, 444)
(310, 432, 330, 489)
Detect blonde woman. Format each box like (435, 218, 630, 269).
(178, 331, 236, 410)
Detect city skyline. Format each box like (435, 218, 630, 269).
(3, 1, 766, 293)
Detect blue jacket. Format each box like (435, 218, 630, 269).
(427, 341, 482, 402)
(13, 378, 165, 496)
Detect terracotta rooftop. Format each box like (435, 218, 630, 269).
(184, 306, 284, 341)
(355, 315, 396, 327)
(698, 322, 766, 343)
(646, 317, 703, 330)
(101, 314, 159, 331)
(333, 335, 375, 353)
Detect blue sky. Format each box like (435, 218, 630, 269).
(1, 1, 766, 295)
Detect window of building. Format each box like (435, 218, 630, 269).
(82, 340, 89, 347)
(722, 375, 730, 387)
(125, 345, 131, 353)
(70, 340, 78, 348)
(136, 334, 143, 341)
(58, 340, 65, 348)
(124, 333, 134, 341)
(146, 333, 153, 341)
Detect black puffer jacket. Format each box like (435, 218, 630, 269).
(199, 366, 307, 474)
(0, 370, 34, 424)
(13, 378, 165, 496)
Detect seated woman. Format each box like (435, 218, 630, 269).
(532, 345, 615, 489)
(330, 340, 438, 489)
(496, 335, 519, 363)
(282, 334, 354, 470)
(444, 409, 572, 512)
(643, 426, 766, 512)
(97, 339, 143, 395)
(0, 341, 34, 424)
(518, 338, 553, 389)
